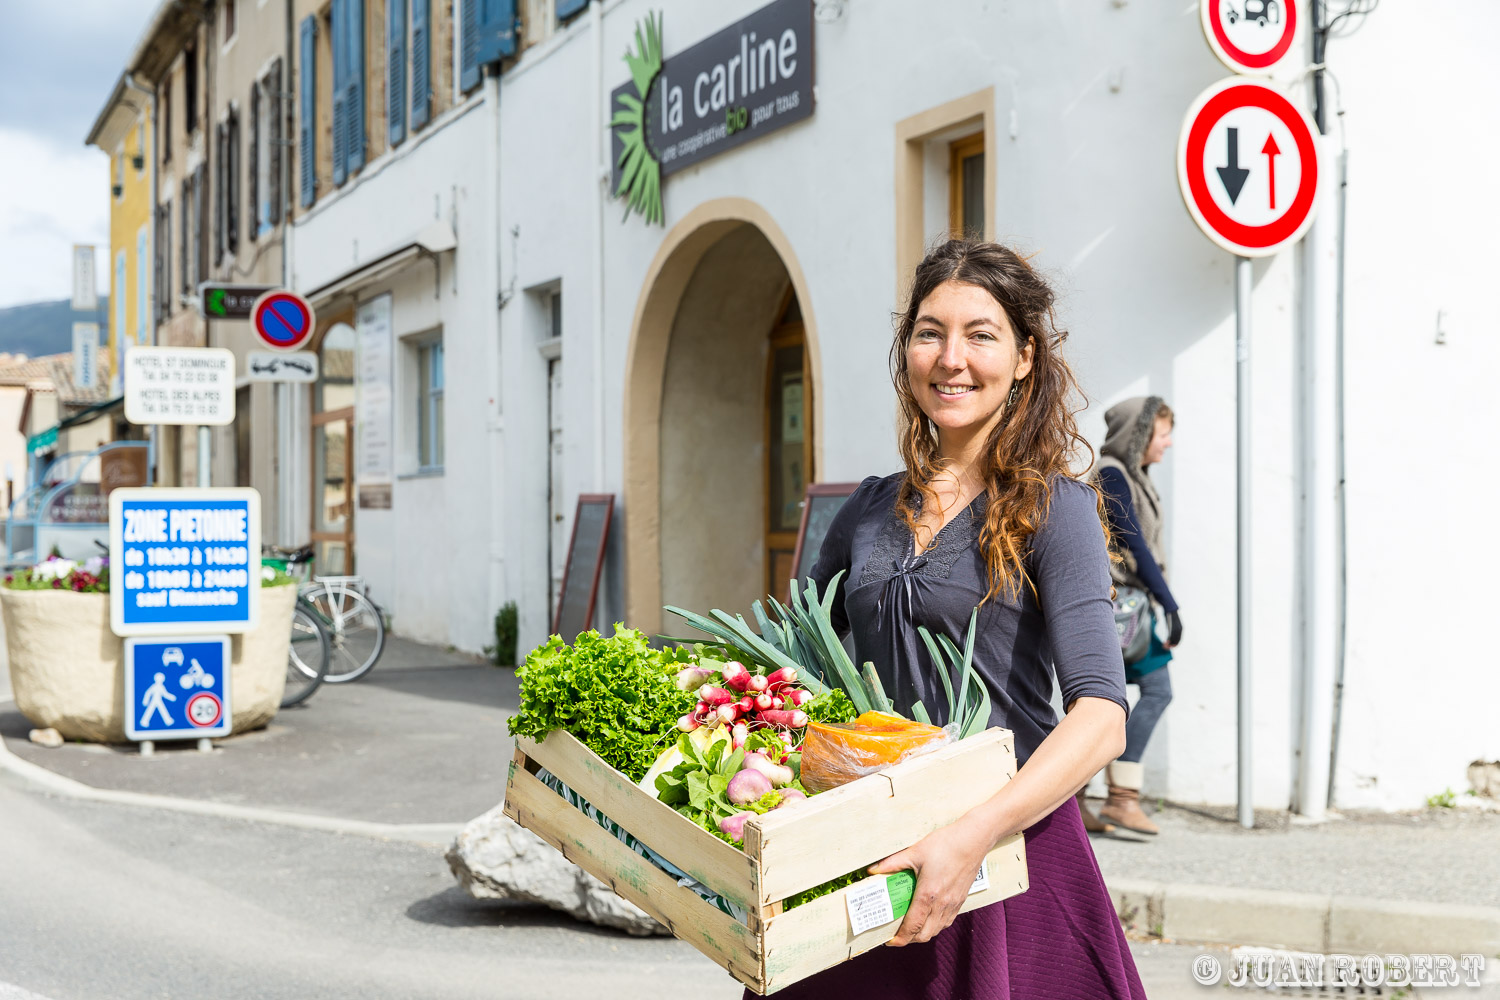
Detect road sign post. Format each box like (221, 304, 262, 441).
(124, 635, 232, 752)
(108, 487, 261, 638)
(1178, 73, 1322, 829)
(1200, 0, 1301, 76)
(251, 290, 316, 352)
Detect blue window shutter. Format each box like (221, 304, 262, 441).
(387, 0, 406, 146)
(410, 0, 430, 129)
(331, 0, 347, 186)
(346, 0, 366, 174)
(460, 0, 480, 92)
(556, 0, 588, 21)
(300, 16, 317, 206)
(475, 0, 518, 65)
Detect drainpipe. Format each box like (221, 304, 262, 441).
(592, 0, 605, 495)
(280, 0, 297, 544)
(488, 67, 507, 633)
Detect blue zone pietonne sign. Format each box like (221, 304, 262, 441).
(109, 488, 261, 637)
(124, 636, 232, 741)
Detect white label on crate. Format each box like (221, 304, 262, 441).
(969, 860, 991, 895)
(846, 876, 897, 935)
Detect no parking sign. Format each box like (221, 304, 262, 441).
(251, 291, 316, 352)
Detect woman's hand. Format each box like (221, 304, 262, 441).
(867, 811, 997, 946)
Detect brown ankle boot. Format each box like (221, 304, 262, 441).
(1098, 761, 1159, 835)
(1075, 790, 1116, 834)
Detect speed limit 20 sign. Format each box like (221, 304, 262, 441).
(1177, 78, 1322, 258)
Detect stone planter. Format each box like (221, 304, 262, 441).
(1, 582, 297, 743)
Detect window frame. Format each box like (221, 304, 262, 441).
(416, 338, 445, 473)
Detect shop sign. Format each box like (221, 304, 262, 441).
(27, 426, 58, 456)
(611, 0, 815, 225)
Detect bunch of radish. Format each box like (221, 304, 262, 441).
(673, 660, 813, 749)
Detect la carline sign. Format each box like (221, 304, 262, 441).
(611, 0, 815, 225)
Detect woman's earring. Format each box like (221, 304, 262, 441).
(1007, 380, 1022, 409)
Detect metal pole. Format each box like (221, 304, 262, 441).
(198, 425, 211, 488)
(1236, 255, 1254, 830)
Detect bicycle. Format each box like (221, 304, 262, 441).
(299, 576, 386, 685)
(262, 545, 331, 707)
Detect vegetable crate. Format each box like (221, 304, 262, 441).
(504, 727, 1028, 995)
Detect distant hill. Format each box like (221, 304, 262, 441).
(0, 298, 111, 359)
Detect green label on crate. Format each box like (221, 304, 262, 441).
(887, 870, 916, 920)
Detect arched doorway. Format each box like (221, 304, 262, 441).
(623, 199, 822, 637)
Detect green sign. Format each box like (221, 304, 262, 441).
(198, 283, 274, 320)
(27, 426, 57, 456)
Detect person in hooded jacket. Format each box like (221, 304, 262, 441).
(1084, 396, 1180, 836)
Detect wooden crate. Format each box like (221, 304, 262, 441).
(503, 727, 1028, 995)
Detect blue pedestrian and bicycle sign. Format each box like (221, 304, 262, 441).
(109, 488, 262, 637)
(124, 636, 232, 740)
(250, 290, 316, 352)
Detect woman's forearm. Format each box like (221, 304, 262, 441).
(962, 697, 1126, 847)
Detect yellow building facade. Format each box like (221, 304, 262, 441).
(86, 75, 156, 379)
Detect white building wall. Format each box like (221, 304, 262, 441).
(291, 97, 497, 652)
(287, 0, 1495, 810)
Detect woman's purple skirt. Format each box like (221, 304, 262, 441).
(749, 798, 1146, 999)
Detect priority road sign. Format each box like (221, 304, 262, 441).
(198, 283, 274, 320)
(109, 487, 261, 637)
(1177, 78, 1321, 258)
(251, 290, 316, 352)
(124, 635, 232, 741)
(1200, 0, 1300, 75)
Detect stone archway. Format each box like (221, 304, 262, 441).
(622, 199, 822, 636)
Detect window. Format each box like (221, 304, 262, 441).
(113, 152, 124, 198)
(249, 83, 260, 236)
(417, 340, 444, 470)
(136, 224, 149, 342)
(162, 82, 172, 162)
(155, 203, 171, 319)
(227, 106, 240, 252)
(184, 44, 199, 134)
(235, 386, 251, 487)
(223, 0, 237, 43)
(949, 132, 984, 239)
(115, 251, 128, 346)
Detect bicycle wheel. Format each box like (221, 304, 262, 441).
(307, 585, 386, 683)
(282, 600, 331, 707)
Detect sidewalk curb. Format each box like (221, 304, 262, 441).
(0, 733, 462, 847)
(1108, 877, 1500, 956)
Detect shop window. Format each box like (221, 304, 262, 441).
(949, 132, 984, 239)
(417, 339, 445, 471)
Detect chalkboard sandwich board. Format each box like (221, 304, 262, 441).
(554, 494, 614, 642)
(787, 483, 861, 601)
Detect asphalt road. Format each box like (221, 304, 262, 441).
(0, 769, 1261, 1000)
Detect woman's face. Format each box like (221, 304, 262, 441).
(906, 280, 1034, 441)
(1143, 416, 1174, 466)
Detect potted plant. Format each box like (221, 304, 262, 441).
(2, 557, 297, 743)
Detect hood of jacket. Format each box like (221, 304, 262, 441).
(1100, 396, 1167, 471)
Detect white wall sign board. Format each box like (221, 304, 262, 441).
(1177, 78, 1322, 258)
(109, 487, 261, 637)
(356, 297, 394, 486)
(71, 244, 98, 312)
(72, 322, 100, 390)
(247, 350, 319, 383)
(1200, 0, 1300, 75)
(124, 635, 233, 740)
(124, 347, 237, 425)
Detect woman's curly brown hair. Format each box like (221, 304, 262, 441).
(890, 238, 1105, 604)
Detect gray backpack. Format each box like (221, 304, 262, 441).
(1113, 586, 1151, 665)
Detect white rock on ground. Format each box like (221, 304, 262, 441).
(445, 804, 668, 936)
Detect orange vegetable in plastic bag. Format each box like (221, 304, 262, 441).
(800, 712, 951, 793)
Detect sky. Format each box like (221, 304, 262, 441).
(0, 0, 161, 308)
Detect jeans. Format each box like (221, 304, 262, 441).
(1120, 665, 1172, 764)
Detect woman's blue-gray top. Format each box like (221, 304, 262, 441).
(809, 473, 1128, 765)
